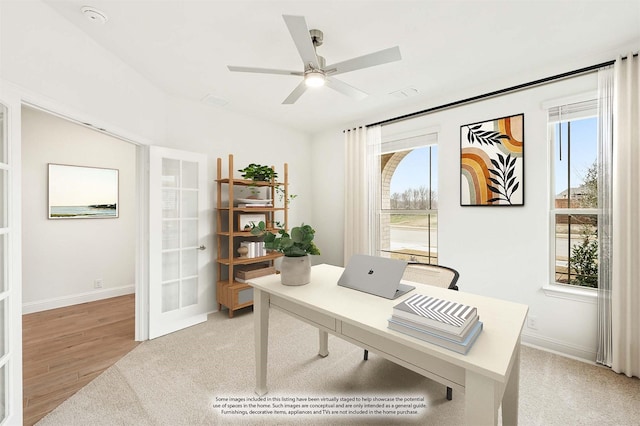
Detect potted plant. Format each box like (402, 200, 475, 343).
(238, 163, 278, 182)
(250, 221, 320, 285)
(237, 162, 296, 204)
(236, 163, 276, 199)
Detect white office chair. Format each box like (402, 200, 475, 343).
(363, 262, 460, 401)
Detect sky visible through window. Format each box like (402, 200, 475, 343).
(555, 117, 597, 196)
(390, 146, 437, 196)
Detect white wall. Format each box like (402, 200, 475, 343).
(311, 73, 601, 361)
(164, 97, 312, 232)
(1, 0, 313, 315)
(21, 106, 137, 312)
(0, 0, 168, 145)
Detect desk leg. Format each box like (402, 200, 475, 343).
(254, 288, 269, 396)
(465, 370, 500, 426)
(318, 330, 329, 357)
(502, 344, 521, 426)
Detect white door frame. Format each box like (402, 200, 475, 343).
(135, 144, 150, 341)
(18, 97, 152, 342)
(5, 81, 215, 419)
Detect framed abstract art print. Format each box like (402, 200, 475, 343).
(460, 113, 524, 206)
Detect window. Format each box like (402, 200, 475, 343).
(549, 99, 599, 288)
(377, 134, 438, 265)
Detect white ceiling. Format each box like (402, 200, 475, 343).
(43, 0, 640, 133)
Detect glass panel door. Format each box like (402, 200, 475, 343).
(148, 147, 208, 339)
(0, 101, 11, 423)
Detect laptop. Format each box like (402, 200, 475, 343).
(338, 254, 415, 299)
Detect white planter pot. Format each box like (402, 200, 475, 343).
(280, 255, 311, 286)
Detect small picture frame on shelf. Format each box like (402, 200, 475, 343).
(238, 213, 266, 231)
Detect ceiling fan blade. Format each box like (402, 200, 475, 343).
(325, 76, 368, 100)
(282, 81, 308, 104)
(282, 15, 320, 69)
(227, 65, 303, 76)
(326, 46, 401, 76)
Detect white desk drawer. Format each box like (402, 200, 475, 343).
(270, 296, 336, 331)
(341, 322, 465, 388)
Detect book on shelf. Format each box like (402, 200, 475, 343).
(388, 317, 483, 355)
(239, 241, 265, 258)
(238, 203, 273, 208)
(393, 293, 477, 336)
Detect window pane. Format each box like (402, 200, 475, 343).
(0, 364, 5, 422)
(555, 214, 598, 287)
(181, 161, 198, 189)
(390, 147, 432, 209)
(554, 118, 597, 208)
(0, 298, 5, 357)
(162, 220, 180, 250)
(162, 251, 179, 282)
(0, 170, 6, 228)
(0, 234, 4, 293)
(181, 278, 198, 308)
(162, 158, 180, 187)
(382, 145, 438, 265)
(0, 103, 7, 163)
(162, 281, 180, 312)
(382, 212, 437, 265)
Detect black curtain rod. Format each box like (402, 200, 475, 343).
(366, 59, 618, 128)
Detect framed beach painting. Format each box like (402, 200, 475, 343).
(48, 164, 119, 219)
(460, 113, 524, 206)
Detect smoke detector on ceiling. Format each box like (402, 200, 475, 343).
(201, 94, 229, 107)
(390, 87, 420, 99)
(81, 6, 108, 24)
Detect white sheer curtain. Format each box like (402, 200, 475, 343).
(343, 125, 381, 264)
(596, 66, 613, 367)
(611, 53, 640, 378)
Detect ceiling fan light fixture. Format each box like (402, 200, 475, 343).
(304, 70, 325, 88)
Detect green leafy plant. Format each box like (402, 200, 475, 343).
(250, 221, 320, 257)
(237, 163, 295, 204)
(570, 230, 598, 288)
(238, 163, 277, 182)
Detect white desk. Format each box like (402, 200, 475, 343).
(248, 264, 528, 425)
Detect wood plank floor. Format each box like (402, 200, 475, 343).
(22, 294, 139, 426)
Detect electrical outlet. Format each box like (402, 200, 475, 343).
(527, 315, 538, 330)
(94, 279, 103, 289)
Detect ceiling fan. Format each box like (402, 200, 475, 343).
(227, 15, 402, 104)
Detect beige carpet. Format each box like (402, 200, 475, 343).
(37, 308, 640, 425)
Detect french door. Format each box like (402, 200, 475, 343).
(148, 146, 209, 339)
(0, 88, 22, 424)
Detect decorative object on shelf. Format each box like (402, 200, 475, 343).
(239, 241, 265, 258)
(237, 198, 272, 205)
(460, 113, 524, 206)
(238, 213, 267, 231)
(250, 222, 321, 286)
(237, 245, 249, 258)
(234, 263, 276, 283)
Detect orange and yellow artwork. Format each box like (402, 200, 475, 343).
(460, 114, 524, 206)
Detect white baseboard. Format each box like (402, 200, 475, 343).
(22, 285, 135, 314)
(521, 331, 596, 363)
